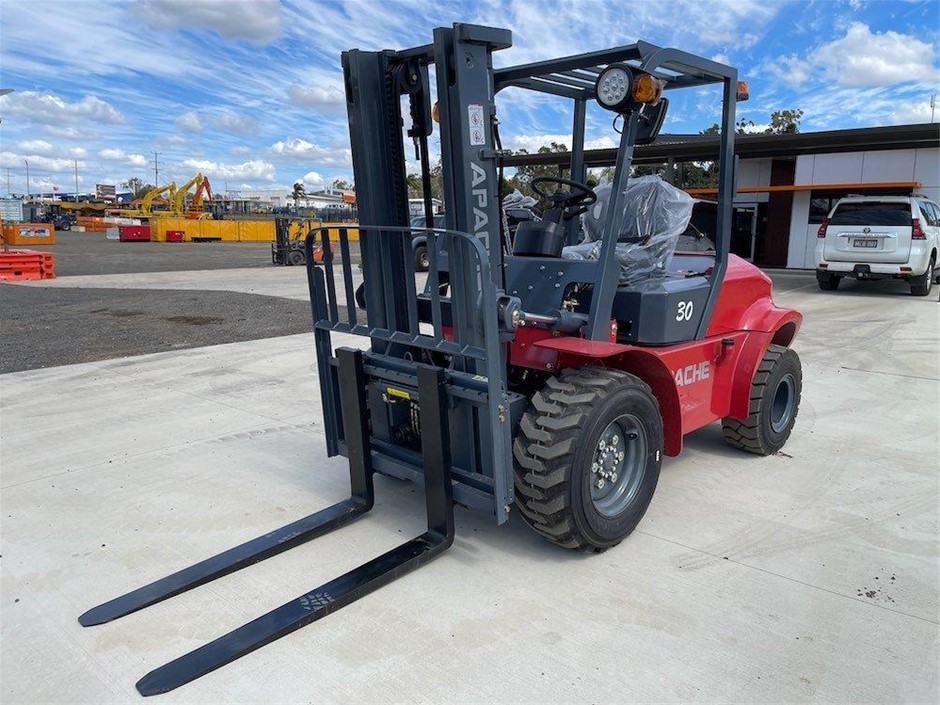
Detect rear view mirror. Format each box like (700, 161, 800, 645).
(635, 98, 668, 145)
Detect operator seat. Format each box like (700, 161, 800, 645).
(563, 176, 693, 286)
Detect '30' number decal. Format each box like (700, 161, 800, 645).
(676, 300, 694, 321)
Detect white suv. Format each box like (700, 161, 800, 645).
(815, 195, 940, 296)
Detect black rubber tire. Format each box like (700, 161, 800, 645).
(816, 272, 841, 291)
(287, 250, 305, 266)
(722, 344, 802, 456)
(512, 367, 663, 552)
(413, 245, 429, 272)
(910, 256, 934, 296)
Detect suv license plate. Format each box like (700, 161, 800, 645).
(853, 238, 878, 248)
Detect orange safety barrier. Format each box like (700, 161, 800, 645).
(0, 249, 56, 280)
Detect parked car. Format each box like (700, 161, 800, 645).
(815, 195, 940, 296)
(39, 211, 74, 231)
(410, 213, 445, 271)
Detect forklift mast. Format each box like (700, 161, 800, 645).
(336, 25, 517, 522)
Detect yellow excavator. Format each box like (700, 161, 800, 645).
(170, 173, 214, 219)
(122, 181, 177, 217)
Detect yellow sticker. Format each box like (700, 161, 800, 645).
(386, 387, 411, 401)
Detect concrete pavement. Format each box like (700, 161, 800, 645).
(1, 273, 937, 703)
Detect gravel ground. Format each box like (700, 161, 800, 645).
(0, 285, 313, 373)
(21, 232, 275, 276)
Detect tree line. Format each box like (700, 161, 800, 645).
(407, 109, 803, 202)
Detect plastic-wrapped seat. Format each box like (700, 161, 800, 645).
(563, 175, 694, 286)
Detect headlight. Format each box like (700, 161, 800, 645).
(595, 64, 634, 112)
(595, 64, 667, 112)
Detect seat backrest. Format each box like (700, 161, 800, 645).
(572, 176, 694, 285)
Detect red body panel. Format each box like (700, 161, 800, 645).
(512, 256, 802, 456)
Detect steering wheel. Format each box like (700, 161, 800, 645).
(531, 177, 597, 208)
(531, 177, 598, 222)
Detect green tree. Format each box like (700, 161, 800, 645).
(405, 161, 444, 202)
(702, 108, 803, 136)
(122, 177, 154, 199)
(503, 142, 569, 204)
(332, 178, 352, 191)
(767, 109, 803, 134)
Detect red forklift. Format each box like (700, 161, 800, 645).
(80, 24, 802, 695)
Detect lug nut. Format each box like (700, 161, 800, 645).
(596, 478, 606, 489)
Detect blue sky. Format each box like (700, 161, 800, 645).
(0, 0, 937, 196)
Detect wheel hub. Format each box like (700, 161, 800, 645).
(770, 373, 796, 434)
(590, 415, 647, 517)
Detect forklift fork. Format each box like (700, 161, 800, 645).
(79, 349, 454, 696)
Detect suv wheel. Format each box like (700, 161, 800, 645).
(910, 256, 935, 296)
(413, 244, 430, 272)
(816, 272, 841, 291)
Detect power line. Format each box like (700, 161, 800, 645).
(151, 150, 162, 184)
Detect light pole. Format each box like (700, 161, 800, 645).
(24, 159, 30, 199)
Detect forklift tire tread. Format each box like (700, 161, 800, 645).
(722, 344, 801, 455)
(512, 367, 662, 553)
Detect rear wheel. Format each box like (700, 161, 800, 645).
(287, 250, 305, 266)
(513, 367, 663, 552)
(910, 256, 934, 296)
(816, 272, 841, 291)
(723, 344, 802, 455)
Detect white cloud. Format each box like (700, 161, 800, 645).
(711, 53, 731, 65)
(814, 23, 938, 87)
(889, 99, 939, 125)
(175, 111, 203, 133)
(130, 0, 281, 44)
(42, 125, 100, 140)
(174, 110, 257, 135)
(767, 23, 939, 89)
(0, 151, 80, 172)
(230, 145, 252, 156)
(270, 137, 351, 166)
(302, 170, 325, 186)
(98, 149, 148, 167)
(286, 84, 345, 112)
(508, 133, 617, 153)
(210, 110, 257, 135)
(765, 54, 813, 87)
(181, 158, 276, 181)
(16, 140, 56, 155)
(0, 91, 123, 125)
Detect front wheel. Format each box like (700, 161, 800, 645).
(723, 344, 802, 455)
(287, 250, 305, 266)
(513, 368, 663, 552)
